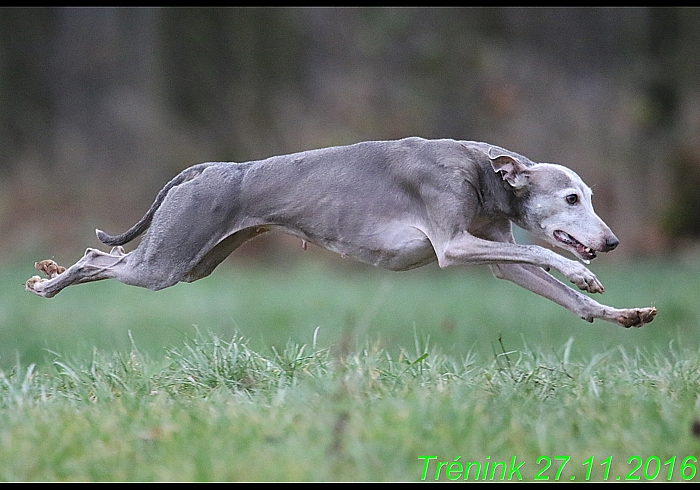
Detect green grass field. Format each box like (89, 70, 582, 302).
(1, 252, 699, 481)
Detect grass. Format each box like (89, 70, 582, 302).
(1, 252, 700, 481)
(0, 330, 698, 481)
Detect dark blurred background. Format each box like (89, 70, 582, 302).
(1, 7, 699, 261)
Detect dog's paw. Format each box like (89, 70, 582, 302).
(565, 262, 605, 294)
(615, 307, 657, 328)
(25, 275, 60, 298)
(25, 275, 46, 294)
(34, 259, 66, 279)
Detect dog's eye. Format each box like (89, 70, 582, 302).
(566, 194, 578, 205)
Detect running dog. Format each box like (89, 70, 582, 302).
(25, 137, 656, 327)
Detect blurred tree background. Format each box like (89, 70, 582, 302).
(1, 6, 699, 261)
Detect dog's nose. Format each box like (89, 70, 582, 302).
(604, 236, 619, 252)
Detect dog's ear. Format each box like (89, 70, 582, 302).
(489, 154, 530, 190)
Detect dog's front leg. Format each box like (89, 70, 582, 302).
(438, 233, 605, 293)
(490, 263, 656, 327)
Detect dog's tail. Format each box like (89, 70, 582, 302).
(96, 163, 216, 247)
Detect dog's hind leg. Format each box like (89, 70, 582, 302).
(182, 227, 269, 283)
(24, 228, 255, 297)
(25, 246, 138, 298)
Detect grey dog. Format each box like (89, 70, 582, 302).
(26, 137, 656, 328)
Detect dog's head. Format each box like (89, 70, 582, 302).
(490, 153, 619, 263)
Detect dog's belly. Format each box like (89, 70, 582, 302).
(274, 223, 437, 271)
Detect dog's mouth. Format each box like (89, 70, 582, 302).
(553, 230, 597, 262)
